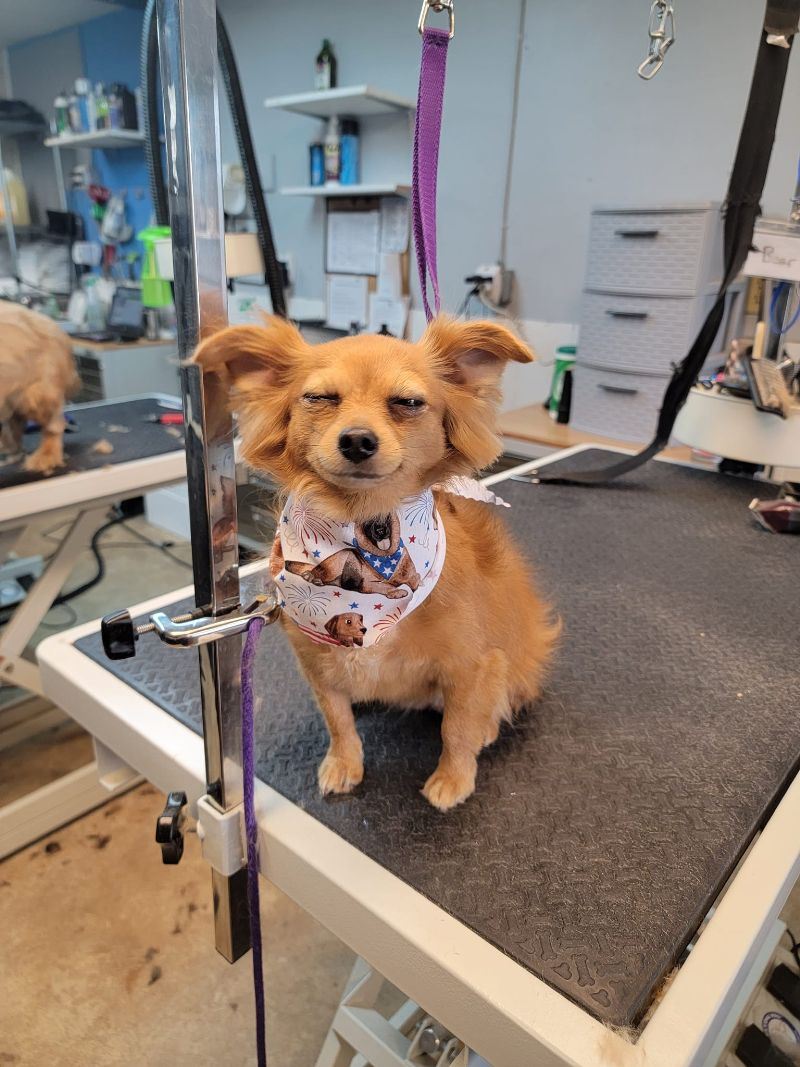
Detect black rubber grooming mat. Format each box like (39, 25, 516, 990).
(0, 397, 183, 490)
(75, 455, 800, 1027)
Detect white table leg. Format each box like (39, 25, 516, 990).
(0, 505, 107, 695)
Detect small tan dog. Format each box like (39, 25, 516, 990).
(0, 302, 79, 473)
(194, 315, 559, 810)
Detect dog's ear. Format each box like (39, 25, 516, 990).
(191, 315, 307, 391)
(324, 618, 337, 636)
(422, 317, 534, 472)
(423, 316, 533, 388)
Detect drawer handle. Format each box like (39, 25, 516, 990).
(614, 228, 660, 238)
(598, 382, 639, 396)
(605, 310, 649, 319)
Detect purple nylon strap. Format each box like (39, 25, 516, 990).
(241, 616, 267, 1067)
(412, 27, 450, 322)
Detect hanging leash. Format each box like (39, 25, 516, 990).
(413, 0, 454, 322)
(528, 0, 800, 487)
(241, 616, 268, 1067)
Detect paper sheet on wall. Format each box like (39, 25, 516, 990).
(326, 211, 380, 275)
(327, 274, 369, 330)
(380, 197, 409, 254)
(377, 253, 403, 299)
(368, 293, 410, 338)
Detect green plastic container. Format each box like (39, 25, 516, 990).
(548, 344, 577, 418)
(137, 225, 173, 308)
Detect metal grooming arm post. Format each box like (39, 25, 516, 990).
(156, 0, 250, 962)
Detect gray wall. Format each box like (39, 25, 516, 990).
(217, 0, 800, 327)
(7, 28, 85, 224)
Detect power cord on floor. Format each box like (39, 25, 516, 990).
(785, 927, 800, 971)
(0, 509, 196, 627)
(52, 510, 128, 606)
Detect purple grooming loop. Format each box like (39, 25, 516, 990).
(412, 26, 451, 322)
(241, 616, 267, 1067)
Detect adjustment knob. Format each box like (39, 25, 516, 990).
(101, 609, 137, 660)
(156, 791, 188, 865)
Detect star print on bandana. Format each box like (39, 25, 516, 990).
(270, 486, 518, 649)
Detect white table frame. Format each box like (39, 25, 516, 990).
(0, 393, 186, 857)
(36, 446, 800, 1066)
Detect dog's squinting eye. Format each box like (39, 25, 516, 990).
(302, 392, 340, 406)
(390, 396, 426, 413)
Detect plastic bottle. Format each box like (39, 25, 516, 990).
(74, 78, 93, 133)
(339, 119, 360, 185)
(54, 92, 69, 135)
(67, 90, 80, 134)
(84, 277, 106, 332)
(108, 85, 122, 129)
(94, 84, 109, 131)
(309, 142, 325, 186)
(324, 116, 340, 183)
(315, 39, 337, 90)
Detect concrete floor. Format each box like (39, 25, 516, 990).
(1, 506, 369, 1066)
(0, 782, 357, 1066)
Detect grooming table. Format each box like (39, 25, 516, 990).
(0, 394, 186, 857)
(36, 447, 800, 1066)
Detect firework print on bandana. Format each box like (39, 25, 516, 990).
(270, 479, 507, 648)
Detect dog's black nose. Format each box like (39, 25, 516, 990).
(338, 428, 378, 464)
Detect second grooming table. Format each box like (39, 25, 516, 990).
(37, 447, 800, 1065)
(0, 394, 186, 857)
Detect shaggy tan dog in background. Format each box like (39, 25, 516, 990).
(194, 315, 559, 810)
(0, 302, 79, 473)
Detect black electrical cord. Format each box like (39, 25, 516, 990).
(786, 928, 800, 972)
(52, 512, 126, 606)
(141, 0, 169, 227)
(216, 13, 286, 317)
(141, 3, 287, 316)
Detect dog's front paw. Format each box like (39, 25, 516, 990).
(318, 748, 364, 796)
(24, 451, 60, 474)
(422, 764, 476, 811)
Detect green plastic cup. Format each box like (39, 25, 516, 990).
(137, 225, 173, 308)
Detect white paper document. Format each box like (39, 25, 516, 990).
(376, 253, 403, 299)
(380, 197, 409, 254)
(326, 211, 380, 275)
(327, 274, 369, 330)
(368, 293, 410, 338)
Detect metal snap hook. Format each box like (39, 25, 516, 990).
(637, 0, 675, 80)
(418, 0, 455, 39)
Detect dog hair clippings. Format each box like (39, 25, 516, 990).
(270, 479, 507, 648)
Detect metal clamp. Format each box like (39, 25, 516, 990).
(637, 0, 675, 80)
(101, 588, 281, 659)
(418, 0, 455, 38)
(150, 590, 280, 649)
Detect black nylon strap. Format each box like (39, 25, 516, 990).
(532, 0, 799, 487)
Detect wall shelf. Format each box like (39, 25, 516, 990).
(44, 129, 144, 150)
(264, 85, 414, 120)
(280, 183, 410, 199)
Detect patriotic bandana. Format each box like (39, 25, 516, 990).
(270, 478, 508, 649)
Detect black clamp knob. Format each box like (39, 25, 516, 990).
(101, 608, 138, 660)
(155, 790, 188, 865)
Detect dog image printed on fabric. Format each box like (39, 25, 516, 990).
(270, 489, 446, 647)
